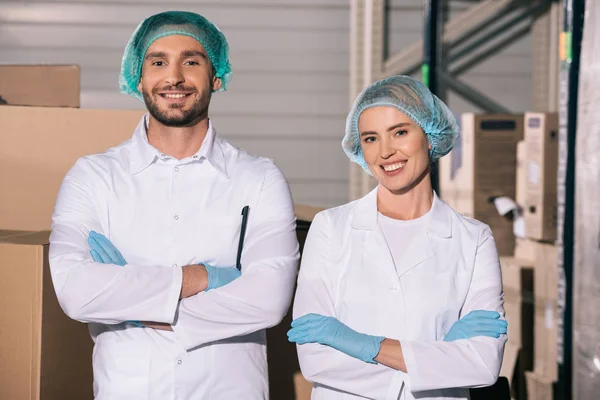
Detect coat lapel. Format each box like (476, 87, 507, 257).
(396, 192, 454, 277)
(351, 188, 453, 278)
(395, 229, 435, 277)
(351, 189, 398, 281)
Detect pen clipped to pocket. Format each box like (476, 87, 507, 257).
(236, 205, 250, 271)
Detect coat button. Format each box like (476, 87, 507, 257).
(177, 360, 182, 365)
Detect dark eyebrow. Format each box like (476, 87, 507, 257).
(386, 122, 410, 131)
(145, 51, 167, 60)
(145, 50, 208, 60)
(360, 122, 411, 137)
(181, 50, 208, 60)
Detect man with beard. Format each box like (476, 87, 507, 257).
(49, 11, 300, 399)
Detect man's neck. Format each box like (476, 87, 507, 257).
(146, 115, 210, 160)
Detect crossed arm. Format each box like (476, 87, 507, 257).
(87, 231, 242, 330)
(49, 162, 300, 349)
(291, 212, 507, 398)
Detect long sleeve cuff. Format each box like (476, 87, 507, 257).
(164, 266, 183, 323)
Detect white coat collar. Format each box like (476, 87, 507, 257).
(129, 115, 228, 178)
(350, 187, 452, 238)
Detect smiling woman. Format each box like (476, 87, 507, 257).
(358, 107, 431, 197)
(289, 75, 509, 400)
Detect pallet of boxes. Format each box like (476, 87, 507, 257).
(440, 112, 558, 399)
(0, 64, 92, 400)
(0, 64, 144, 400)
(499, 132, 535, 400)
(520, 112, 560, 399)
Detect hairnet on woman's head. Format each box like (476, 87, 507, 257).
(342, 75, 459, 174)
(119, 10, 232, 101)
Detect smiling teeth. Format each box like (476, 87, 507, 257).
(383, 162, 405, 172)
(164, 93, 187, 99)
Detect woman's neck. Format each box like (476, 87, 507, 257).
(377, 175, 434, 220)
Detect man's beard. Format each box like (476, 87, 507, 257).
(143, 87, 211, 127)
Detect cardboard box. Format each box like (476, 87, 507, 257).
(499, 340, 519, 382)
(500, 257, 535, 400)
(524, 112, 559, 242)
(500, 257, 534, 349)
(0, 106, 145, 231)
(514, 237, 536, 266)
(516, 140, 527, 209)
(0, 65, 80, 108)
(440, 113, 524, 255)
(532, 242, 559, 381)
(534, 242, 559, 302)
(533, 301, 558, 381)
(0, 230, 93, 400)
(525, 371, 555, 400)
(294, 204, 324, 224)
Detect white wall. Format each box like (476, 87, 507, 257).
(0, 0, 351, 208)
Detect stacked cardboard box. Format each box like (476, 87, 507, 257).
(0, 230, 94, 400)
(524, 371, 554, 400)
(530, 243, 559, 376)
(503, 241, 558, 400)
(492, 112, 559, 400)
(518, 113, 560, 399)
(0, 106, 145, 230)
(439, 113, 524, 256)
(499, 257, 534, 400)
(523, 113, 559, 242)
(0, 65, 80, 108)
(0, 66, 93, 399)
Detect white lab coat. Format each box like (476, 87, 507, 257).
(49, 117, 300, 399)
(293, 189, 506, 400)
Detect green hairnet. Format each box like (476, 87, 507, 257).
(119, 11, 232, 100)
(342, 75, 459, 175)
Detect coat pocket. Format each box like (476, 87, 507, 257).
(93, 337, 151, 400)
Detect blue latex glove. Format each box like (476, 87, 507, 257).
(205, 264, 241, 291)
(444, 310, 508, 341)
(287, 313, 385, 364)
(87, 231, 141, 327)
(88, 231, 127, 266)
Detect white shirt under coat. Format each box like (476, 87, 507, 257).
(49, 115, 300, 400)
(293, 189, 507, 400)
